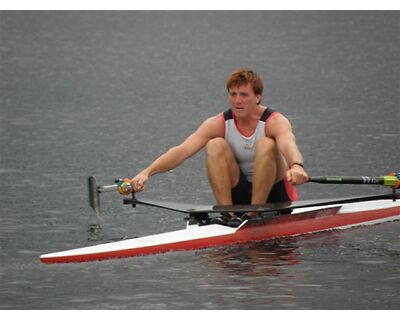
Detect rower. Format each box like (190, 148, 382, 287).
(122, 68, 309, 227)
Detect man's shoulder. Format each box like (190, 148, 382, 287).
(265, 108, 288, 122)
(207, 113, 226, 137)
(211, 113, 225, 125)
(199, 113, 225, 133)
(264, 110, 292, 137)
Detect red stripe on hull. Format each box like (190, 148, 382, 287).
(236, 206, 399, 241)
(40, 206, 399, 264)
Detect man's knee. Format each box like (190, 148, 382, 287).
(206, 137, 229, 158)
(206, 138, 240, 186)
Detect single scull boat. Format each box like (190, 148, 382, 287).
(40, 174, 399, 264)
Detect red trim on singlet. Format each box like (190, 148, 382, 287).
(232, 113, 255, 138)
(263, 111, 280, 135)
(283, 176, 299, 201)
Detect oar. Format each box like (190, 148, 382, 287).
(88, 173, 399, 215)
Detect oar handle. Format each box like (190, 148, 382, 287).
(97, 180, 133, 193)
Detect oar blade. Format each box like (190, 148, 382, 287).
(88, 175, 101, 215)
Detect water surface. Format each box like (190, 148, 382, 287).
(0, 11, 399, 309)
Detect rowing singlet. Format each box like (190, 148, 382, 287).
(223, 108, 277, 182)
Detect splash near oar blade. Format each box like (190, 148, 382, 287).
(88, 175, 101, 215)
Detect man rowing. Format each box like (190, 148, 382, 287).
(125, 68, 309, 226)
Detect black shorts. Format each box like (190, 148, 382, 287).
(231, 170, 294, 205)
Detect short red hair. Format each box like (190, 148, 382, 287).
(226, 68, 264, 96)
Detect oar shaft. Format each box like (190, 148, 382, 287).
(310, 176, 388, 185)
(98, 184, 118, 193)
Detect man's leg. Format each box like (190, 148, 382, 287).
(206, 138, 240, 213)
(251, 137, 284, 206)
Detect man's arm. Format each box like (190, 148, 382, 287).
(130, 114, 224, 192)
(266, 114, 309, 185)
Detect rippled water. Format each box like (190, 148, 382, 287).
(0, 11, 399, 309)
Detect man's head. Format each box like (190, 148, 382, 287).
(226, 68, 264, 104)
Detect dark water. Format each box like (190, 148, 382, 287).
(0, 11, 399, 309)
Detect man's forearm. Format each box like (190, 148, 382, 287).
(277, 135, 304, 167)
(142, 145, 188, 177)
(286, 146, 304, 167)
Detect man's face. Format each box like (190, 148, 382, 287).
(228, 83, 261, 118)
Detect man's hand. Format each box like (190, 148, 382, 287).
(286, 164, 309, 185)
(130, 172, 149, 192)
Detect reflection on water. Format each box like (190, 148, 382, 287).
(201, 239, 301, 277)
(87, 223, 127, 243)
(87, 224, 102, 241)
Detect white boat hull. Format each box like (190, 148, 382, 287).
(40, 199, 399, 264)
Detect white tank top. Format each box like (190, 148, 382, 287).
(223, 108, 277, 182)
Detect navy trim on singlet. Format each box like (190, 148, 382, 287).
(223, 107, 276, 122)
(260, 108, 276, 122)
(223, 109, 233, 120)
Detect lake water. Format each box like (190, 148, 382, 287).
(0, 11, 399, 309)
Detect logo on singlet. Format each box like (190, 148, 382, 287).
(243, 142, 253, 150)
